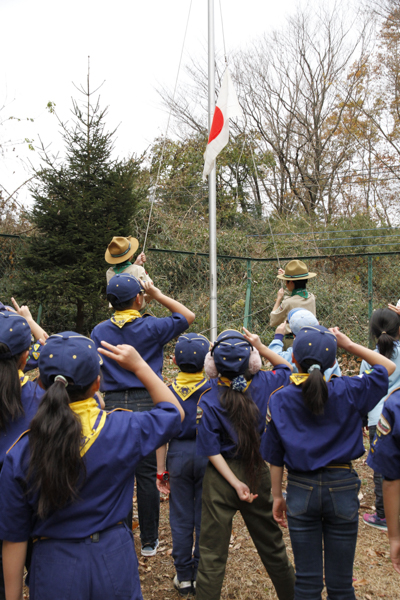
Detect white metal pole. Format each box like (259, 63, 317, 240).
(208, 0, 218, 343)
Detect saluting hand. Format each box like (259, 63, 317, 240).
(98, 341, 144, 371)
(243, 327, 263, 351)
(141, 280, 163, 301)
(328, 327, 352, 351)
(275, 321, 287, 336)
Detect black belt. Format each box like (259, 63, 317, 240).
(33, 521, 124, 544)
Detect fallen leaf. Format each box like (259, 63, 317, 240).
(353, 578, 367, 587)
(167, 549, 173, 555)
(232, 543, 241, 550)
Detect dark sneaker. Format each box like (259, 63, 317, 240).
(362, 512, 387, 531)
(141, 539, 159, 557)
(173, 575, 194, 596)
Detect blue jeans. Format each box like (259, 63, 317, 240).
(104, 389, 159, 546)
(286, 468, 360, 600)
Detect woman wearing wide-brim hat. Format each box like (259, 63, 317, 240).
(270, 260, 317, 346)
(105, 236, 153, 306)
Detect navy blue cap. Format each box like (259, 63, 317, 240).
(38, 332, 102, 388)
(0, 312, 31, 357)
(175, 333, 210, 372)
(107, 274, 144, 304)
(212, 329, 252, 378)
(292, 325, 337, 371)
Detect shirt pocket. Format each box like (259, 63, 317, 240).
(328, 481, 361, 521)
(286, 480, 313, 517)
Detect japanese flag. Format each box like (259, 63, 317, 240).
(202, 69, 242, 181)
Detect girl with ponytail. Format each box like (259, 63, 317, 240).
(195, 329, 295, 600)
(0, 311, 44, 600)
(0, 333, 184, 600)
(262, 325, 396, 600)
(360, 308, 400, 531)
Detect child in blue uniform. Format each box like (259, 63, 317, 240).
(360, 308, 400, 531)
(367, 385, 400, 574)
(91, 274, 194, 556)
(156, 333, 211, 596)
(269, 308, 341, 380)
(195, 328, 295, 600)
(262, 325, 395, 600)
(0, 333, 185, 600)
(0, 311, 45, 600)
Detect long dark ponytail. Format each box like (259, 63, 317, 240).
(0, 342, 26, 430)
(28, 379, 92, 519)
(219, 371, 264, 493)
(370, 308, 400, 359)
(300, 359, 328, 415)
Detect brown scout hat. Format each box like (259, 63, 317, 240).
(105, 236, 139, 265)
(276, 259, 316, 281)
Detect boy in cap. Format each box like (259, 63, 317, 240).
(269, 308, 341, 380)
(270, 260, 316, 347)
(91, 274, 195, 557)
(156, 333, 211, 596)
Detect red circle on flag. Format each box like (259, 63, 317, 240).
(208, 107, 224, 143)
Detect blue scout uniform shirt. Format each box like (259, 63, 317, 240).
(91, 312, 188, 392)
(262, 365, 389, 472)
(0, 399, 181, 541)
(196, 365, 291, 458)
(0, 374, 44, 468)
(169, 372, 211, 440)
(367, 388, 400, 480)
(269, 334, 341, 380)
(360, 342, 400, 427)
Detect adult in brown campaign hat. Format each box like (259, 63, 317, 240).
(105, 237, 153, 301)
(270, 260, 317, 346)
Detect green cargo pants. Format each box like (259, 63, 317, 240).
(196, 460, 295, 600)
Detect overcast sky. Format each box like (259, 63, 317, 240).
(1, 0, 302, 206)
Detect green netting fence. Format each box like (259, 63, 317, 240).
(0, 233, 399, 346)
(147, 249, 400, 348)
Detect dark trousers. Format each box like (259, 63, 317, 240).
(28, 525, 143, 600)
(196, 460, 295, 600)
(104, 389, 159, 546)
(369, 425, 385, 518)
(167, 438, 208, 581)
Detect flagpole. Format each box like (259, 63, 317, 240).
(208, 0, 218, 343)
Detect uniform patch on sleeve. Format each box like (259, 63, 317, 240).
(364, 368, 375, 375)
(196, 406, 203, 425)
(377, 414, 391, 436)
(266, 406, 272, 424)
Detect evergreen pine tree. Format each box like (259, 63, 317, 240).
(18, 79, 147, 333)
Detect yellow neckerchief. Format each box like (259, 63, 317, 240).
(290, 373, 326, 385)
(172, 371, 208, 401)
(18, 369, 29, 387)
(69, 397, 106, 457)
(218, 376, 251, 393)
(111, 309, 142, 329)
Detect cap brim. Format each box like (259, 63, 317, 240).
(277, 272, 317, 280)
(105, 237, 139, 264)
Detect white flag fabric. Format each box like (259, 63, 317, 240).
(202, 69, 242, 181)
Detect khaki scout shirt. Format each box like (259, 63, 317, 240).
(270, 293, 316, 335)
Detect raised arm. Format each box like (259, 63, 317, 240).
(10, 298, 48, 343)
(142, 281, 195, 325)
(98, 342, 185, 421)
(330, 327, 396, 376)
(243, 327, 293, 371)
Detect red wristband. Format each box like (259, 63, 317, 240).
(157, 471, 170, 482)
